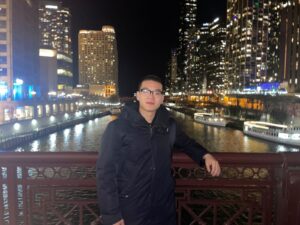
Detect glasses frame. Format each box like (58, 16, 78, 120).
(139, 88, 164, 96)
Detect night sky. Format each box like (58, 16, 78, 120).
(62, 0, 227, 96)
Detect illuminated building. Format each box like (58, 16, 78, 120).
(39, 0, 73, 91)
(39, 48, 57, 97)
(185, 28, 201, 94)
(226, 0, 271, 90)
(225, 0, 300, 93)
(184, 18, 226, 94)
(177, 0, 197, 90)
(279, 0, 300, 92)
(200, 18, 226, 93)
(78, 26, 118, 96)
(0, 0, 39, 101)
(165, 50, 182, 95)
(0, 0, 40, 122)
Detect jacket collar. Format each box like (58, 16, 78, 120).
(119, 101, 170, 128)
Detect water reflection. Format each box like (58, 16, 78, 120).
(49, 133, 57, 152)
(12, 112, 299, 153)
(31, 140, 39, 152)
(171, 111, 299, 153)
(74, 124, 84, 137)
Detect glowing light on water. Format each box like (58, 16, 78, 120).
(74, 124, 84, 137)
(49, 133, 57, 152)
(31, 119, 37, 126)
(13, 123, 21, 131)
(31, 140, 39, 152)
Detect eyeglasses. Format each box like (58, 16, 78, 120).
(139, 88, 163, 96)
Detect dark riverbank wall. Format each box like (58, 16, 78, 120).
(0, 111, 110, 151)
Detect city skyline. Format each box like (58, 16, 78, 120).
(62, 0, 227, 96)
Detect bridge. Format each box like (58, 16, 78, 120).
(0, 151, 299, 225)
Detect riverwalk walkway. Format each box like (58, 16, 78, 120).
(0, 108, 110, 150)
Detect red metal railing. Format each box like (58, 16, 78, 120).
(0, 152, 299, 225)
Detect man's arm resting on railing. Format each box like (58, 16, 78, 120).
(173, 122, 221, 176)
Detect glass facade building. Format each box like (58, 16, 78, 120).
(39, 0, 73, 91)
(78, 26, 118, 94)
(177, 0, 197, 89)
(279, 0, 300, 92)
(0, 0, 40, 100)
(225, 0, 270, 91)
(225, 0, 300, 93)
(199, 18, 226, 93)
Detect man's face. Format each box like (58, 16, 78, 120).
(136, 80, 164, 113)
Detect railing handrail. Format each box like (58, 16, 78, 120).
(0, 151, 298, 164)
(0, 151, 98, 164)
(0, 151, 299, 225)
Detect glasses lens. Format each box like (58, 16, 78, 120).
(140, 88, 163, 96)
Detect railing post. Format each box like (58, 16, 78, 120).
(7, 165, 18, 225)
(0, 167, 4, 225)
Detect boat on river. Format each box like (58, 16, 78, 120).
(109, 107, 122, 115)
(243, 121, 300, 147)
(194, 112, 228, 127)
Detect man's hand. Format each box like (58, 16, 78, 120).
(203, 153, 221, 176)
(113, 219, 125, 225)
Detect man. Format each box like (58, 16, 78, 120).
(97, 75, 221, 225)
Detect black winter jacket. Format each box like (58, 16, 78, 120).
(96, 103, 208, 225)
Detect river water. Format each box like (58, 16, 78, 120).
(13, 110, 300, 153)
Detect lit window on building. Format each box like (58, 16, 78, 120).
(0, 32, 6, 40)
(0, 56, 6, 64)
(0, 20, 5, 28)
(0, 8, 6, 16)
(0, 67, 7, 76)
(0, 44, 6, 52)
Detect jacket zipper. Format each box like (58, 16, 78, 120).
(149, 123, 153, 137)
(149, 123, 155, 206)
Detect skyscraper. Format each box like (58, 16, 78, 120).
(225, 0, 300, 93)
(177, 0, 198, 91)
(196, 18, 226, 94)
(0, 0, 39, 101)
(185, 27, 201, 94)
(279, 0, 300, 92)
(165, 50, 180, 95)
(225, 0, 270, 91)
(78, 26, 118, 95)
(39, 0, 73, 91)
(0, 0, 40, 122)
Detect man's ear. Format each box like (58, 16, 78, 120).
(136, 92, 140, 101)
(161, 95, 164, 104)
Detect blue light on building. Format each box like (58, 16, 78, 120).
(259, 82, 280, 91)
(28, 85, 35, 99)
(0, 81, 8, 100)
(13, 79, 24, 100)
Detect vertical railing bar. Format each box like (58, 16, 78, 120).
(213, 203, 217, 225)
(28, 185, 34, 225)
(248, 204, 253, 225)
(177, 203, 181, 225)
(22, 165, 29, 225)
(0, 166, 5, 225)
(7, 165, 18, 225)
(79, 204, 83, 225)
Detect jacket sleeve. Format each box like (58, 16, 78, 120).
(173, 121, 208, 166)
(96, 121, 122, 224)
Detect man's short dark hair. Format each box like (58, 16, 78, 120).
(137, 75, 163, 90)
